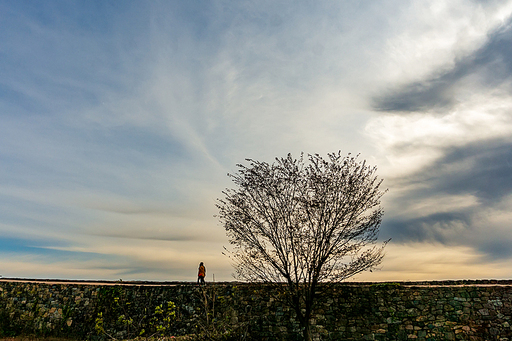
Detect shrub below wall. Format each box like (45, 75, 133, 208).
(0, 280, 511, 340)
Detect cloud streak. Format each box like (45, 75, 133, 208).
(1, 0, 512, 281)
(373, 16, 512, 113)
(367, 12, 512, 271)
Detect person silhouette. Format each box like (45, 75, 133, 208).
(197, 262, 206, 285)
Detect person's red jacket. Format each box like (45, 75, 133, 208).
(198, 265, 206, 277)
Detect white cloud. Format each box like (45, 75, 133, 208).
(366, 93, 512, 177)
(380, 0, 512, 87)
(2, 1, 512, 282)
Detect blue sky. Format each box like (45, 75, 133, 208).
(2, 0, 512, 281)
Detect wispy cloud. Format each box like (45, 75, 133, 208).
(373, 14, 512, 113)
(365, 7, 512, 270)
(2, 0, 512, 281)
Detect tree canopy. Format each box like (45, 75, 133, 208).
(217, 152, 388, 340)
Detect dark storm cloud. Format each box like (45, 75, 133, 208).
(373, 17, 512, 112)
(372, 73, 459, 112)
(383, 139, 512, 259)
(479, 240, 512, 259)
(383, 212, 471, 244)
(411, 140, 512, 204)
(372, 13, 512, 262)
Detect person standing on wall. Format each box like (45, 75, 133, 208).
(197, 262, 206, 285)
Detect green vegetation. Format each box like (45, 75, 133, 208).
(193, 285, 251, 341)
(94, 286, 177, 340)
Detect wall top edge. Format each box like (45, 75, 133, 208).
(1, 278, 512, 287)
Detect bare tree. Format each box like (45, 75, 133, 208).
(216, 152, 389, 341)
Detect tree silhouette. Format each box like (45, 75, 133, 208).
(217, 152, 388, 341)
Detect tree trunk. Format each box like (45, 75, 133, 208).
(298, 306, 312, 341)
(303, 321, 312, 341)
(294, 306, 312, 341)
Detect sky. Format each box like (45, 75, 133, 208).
(1, 0, 512, 282)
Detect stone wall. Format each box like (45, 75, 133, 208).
(0, 279, 511, 340)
